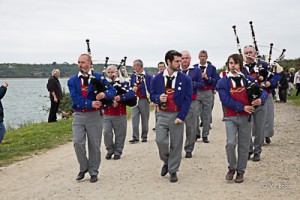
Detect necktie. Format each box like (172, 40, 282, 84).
(166, 76, 175, 88)
(182, 70, 188, 74)
(200, 66, 206, 73)
(230, 77, 242, 87)
(80, 75, 89, 86)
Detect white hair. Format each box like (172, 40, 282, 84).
(52, 69, 59, 76)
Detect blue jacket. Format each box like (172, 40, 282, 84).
(130, 72, 152, 96)
(150, 71, 192, 121)
(68, 72, 116, 111)
(114, 80, 136, 103)
(193, 63, 220, 88)
(185, 66, 205, 93)
(217, 75, 268, 112)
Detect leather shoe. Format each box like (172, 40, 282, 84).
(142, 138, 147, 142)
(252, 153, 260, 162)
(170, 172, 178, 183)
(114, 155, 121, 160)
(226, 169, 235, 181)
(195, 135, 201, 141)
(235, 173, 244, 183)
(76, 169, 88, 181)
(202, 137, 209, 143)
(161, 165, 168, 176)
(265, 137, 271, 144)
(129, 139, 139, 143)
(90, 175, 98, 183)
(185, 152, 192, 158)
(105, 153, 113, 160)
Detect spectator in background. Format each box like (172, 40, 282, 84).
(0, 81, 8, 144)
(278, 71, 289, 103)
(47, 69, 63, 122)
(288, 68, 295, 96)
(294, 67, 300, 96)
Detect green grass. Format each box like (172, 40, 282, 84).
(0, 119, 73, 166)
(287, 89, 300, 106)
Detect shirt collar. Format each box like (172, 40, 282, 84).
(163, 69, 178, 78)
(77, 70, 92, 77)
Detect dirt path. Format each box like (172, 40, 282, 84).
(1, 97, 299, 200)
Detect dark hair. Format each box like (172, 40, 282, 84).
(165, 50, 182, 65)
(157, 61, 165, 67)
(226, 54, 243, 71)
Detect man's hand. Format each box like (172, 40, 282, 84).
(54, 97, 58, 103)
(92, 101, 101, 108)
(244, 105, 255, 114)
(96, 92, 106, 101)
(174, 118, 183, 124)
(114, 95, 120, 102)
(132, 86, 138, 93)
(150, 102, 155, 107)
(261, 81, 271, 88)
(160, 93, 168, 102)
(251, 99, 262, 106)
(202, 72, 208, 80)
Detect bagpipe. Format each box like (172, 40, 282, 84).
(110, 57, 139, 107)
(232, 22, 286, 88)
(236, 70, 263, 121)
(85, 39, 113, 106)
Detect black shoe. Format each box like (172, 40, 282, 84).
(161, 165, 168, 176)
(210, 125, 212, 130)
(252, 153, 260, 162)
(114, 155, 121, 160)
(129, 138, 139, 143)
(105, 153, 113, 160)
(200, 122, 203, 127)
(195, 135, 201, 141)
(152, 128, 155, 131)
(226, 169, 235, 181)
(265, 137, 271, 144)
(90, 175, 98, 183)
(185, 152, 192, 158)
(202, 137, 209, 143)
(235, 173, 244, 183)
(142, 138, 147, 142)
(76, 169, 88, 181)
(248, 151, 253, 160)
(170, 172, 178, 183)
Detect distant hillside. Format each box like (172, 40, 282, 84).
(0, 63, 158, 78)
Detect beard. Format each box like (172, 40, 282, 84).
(170, 64, 180, 72)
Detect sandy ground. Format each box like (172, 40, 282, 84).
(0, 96, 299, 200)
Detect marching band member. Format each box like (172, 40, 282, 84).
(243, 45, 280, 160)
(103, 65, 136, 160)
(194, 50, 220, 143)
(181, 51, 204, 158)
(68, 54, 116, 183)
(217, 54, 267, 183)
(129, 59, 152, 143)
(150, 50, 192, 183)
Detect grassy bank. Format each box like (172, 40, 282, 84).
(0, 120, 73, 166)
(287, 89, 300, 106)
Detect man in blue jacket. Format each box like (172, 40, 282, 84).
(129, 59, 152, 143)
(150, 50, 192, 183)
(68, 54, 116, 183)
(194, 50, 220, 143)
(181, 51, 204, 158)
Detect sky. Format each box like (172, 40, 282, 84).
(0, 0, 299, 69)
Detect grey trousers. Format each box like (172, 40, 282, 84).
(72, 111, 102, 176)
(103, 115, 127, 156)
(225, 115, 252, 173)
(131, 98, 150, 140)
(196, 90, 214, 138)
(250, 104, 267, 155)
(264, 94, 275, 137)
(184, 100, 197, 153)
(156, 111, 184, 173)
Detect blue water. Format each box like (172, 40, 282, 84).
(1, 78, 69, 129)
